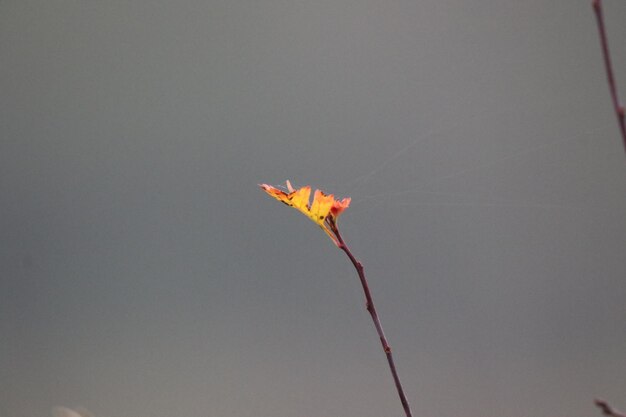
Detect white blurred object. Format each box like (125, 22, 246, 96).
(51, 406, 95, 417)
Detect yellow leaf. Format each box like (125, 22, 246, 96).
(259, 181, 350, 245)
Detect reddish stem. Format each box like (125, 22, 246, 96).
(330, 222, 413, 417)
(592, 0, 626, 153)
(595, 399, 626, 417)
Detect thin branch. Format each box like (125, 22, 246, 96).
(595, 399, 626, 417)
(330, 220, 413, 417)
(592, 0, 626, 153)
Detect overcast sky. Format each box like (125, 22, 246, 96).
(2, 1, 626, 417)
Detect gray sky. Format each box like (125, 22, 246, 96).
(2, 1, 626, 417)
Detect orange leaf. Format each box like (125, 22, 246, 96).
(259, 181, 350, 245)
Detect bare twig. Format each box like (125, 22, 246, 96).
(329, 219, 413, 417)
(595, 398, 626, 417)
(592, 0, 626, 153)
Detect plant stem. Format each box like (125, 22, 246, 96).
(595, 399, 626, 417)
(332, 226, 414, 417)
(592, 0, 626, 154)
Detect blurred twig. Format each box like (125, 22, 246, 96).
(592, 0, 626, 154)
(595, 399, 626, 417)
